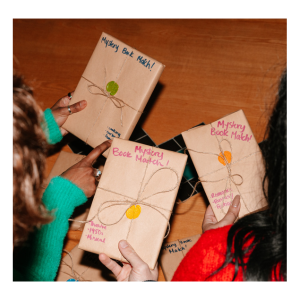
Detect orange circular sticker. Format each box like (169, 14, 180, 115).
(218, 151, 232, 166)
(126, 205, 141, 219)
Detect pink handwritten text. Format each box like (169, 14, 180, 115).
(211, 189, 232, 198)
(210, 120, 252, 142)
(87, 227, 104, 235)
(231, 131, 252, 142)
(217, 120, 246, 133)
(113, 147, 132, 158)
(136, 155, 165, 166)
(86, 234, 106, 243)
(89, 220, 106, 230)
(135, 146, 164, 160)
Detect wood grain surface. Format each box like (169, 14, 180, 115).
(13, 19, 286, 281)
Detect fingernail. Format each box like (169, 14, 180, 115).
(108, 139, 113, 144)
(231, 195, 240, 207)
(120, 240, 128, 248)
(80, 100, 87, 107)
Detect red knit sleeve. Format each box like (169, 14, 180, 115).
(171, 225, 243, 281)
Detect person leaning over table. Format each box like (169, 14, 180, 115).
(13, 72, 112, 281)
(99, 69, 286, 281)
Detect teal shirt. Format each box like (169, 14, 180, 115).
(13, 109, 87, 281)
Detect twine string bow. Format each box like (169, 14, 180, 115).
(71, 166, 180, 239)
(81, 67, 143, 144)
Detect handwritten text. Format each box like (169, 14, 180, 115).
(210, 119, 252, 142)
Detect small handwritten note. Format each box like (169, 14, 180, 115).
(112, 145, 170, 166)
(84, 220, 106, 243)
(211, 188, 233, 209)
(105, 127, 121, 140)
(211, 120, 252, 142)
(101, 35, 156, 71)
(162, 238, 193, 254)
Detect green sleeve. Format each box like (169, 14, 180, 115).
(41, 108, 63, 144)
(13, 176, 87, 281)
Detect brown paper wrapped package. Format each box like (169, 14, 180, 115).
(182, 110, 267, 222)
(56, 245, 116, 281)
(63, 32, 165, 157)
(160, 234, 201, 281)
(78, 138, 187, 270)
(42, 151, 89, 231)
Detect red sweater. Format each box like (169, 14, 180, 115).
(172, 225, 281, 281)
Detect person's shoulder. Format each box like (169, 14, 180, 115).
(172, 225, 232, 281)
(199, 225, 232, 247)
(187, 225, 232, 260)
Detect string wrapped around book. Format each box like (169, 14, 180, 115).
(70, 165, 180, 240)
(81, 66, 143, 144)
(61, 250, 91, 281)
(184, 124, 260, 214)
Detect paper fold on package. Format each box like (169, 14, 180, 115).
(63, 32, 165, 157)
(182, 110, 267, 221)
(160, 234, 201, 281)
(78, 138, 187, 270)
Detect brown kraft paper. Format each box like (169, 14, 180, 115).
(78, 138, 187, 270)
(42, 151, 89, 231)
(160, 234, 201, 281)
(56, 245, 116, 281)
(63, 32, 165, 157)
(182, 110, 268, 222)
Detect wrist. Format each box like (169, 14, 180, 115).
(42, 176, 87, 212)
(41, 108, 63, 144)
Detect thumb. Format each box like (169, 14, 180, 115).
(80, 140, 112, 166)
(56, 100, 87, 116)
(218, 195, 241, 227)
(118, 240, 146, 270)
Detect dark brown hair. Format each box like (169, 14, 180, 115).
(13, 73, 52, 246)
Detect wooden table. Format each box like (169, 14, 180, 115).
(13, 19, 286, 281)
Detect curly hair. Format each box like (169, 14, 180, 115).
(13, 73, 52, 246)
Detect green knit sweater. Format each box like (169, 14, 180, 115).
(13, 109, 88, 281)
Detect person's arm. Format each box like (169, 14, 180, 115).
(41, 108, 63, 144)
(172, 195, 241, 281)
(41, 92, 87, 144)
(14, 141, 111, 281)
(15, 176, 87, 281)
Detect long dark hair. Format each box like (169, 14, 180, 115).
(217, 70, 287, 281)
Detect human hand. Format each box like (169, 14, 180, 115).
(61, 140, 112, 198)
(51, 92, 87, 136)
(202, 195, 241, 233)
(99, 240, 158, 281)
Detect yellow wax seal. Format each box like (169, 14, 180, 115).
(126, 205, 141, 219)
(218, 151, 232, 166)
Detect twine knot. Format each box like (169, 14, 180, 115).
(70, 166, 180, 239)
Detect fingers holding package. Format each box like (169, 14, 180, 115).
(202, 195, 241, 233)
(51, 91, 87, 136)
(61, 140, 112, 198)
(99, 240, 158, 282)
